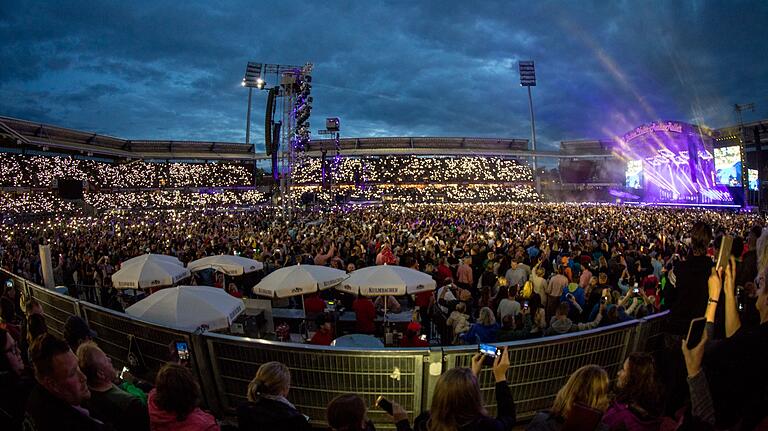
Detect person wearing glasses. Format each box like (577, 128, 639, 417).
(1, 327, 33, 431)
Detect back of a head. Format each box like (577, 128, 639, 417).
(29, 333, 71, 383)
(27, 313, 48, 343)
(247, 361, 290, 402)
(689, 221, 712, 256)
(551, 365, 609, 420)
(429, 367, 485, 430)
(556, 302, 570, 317)
(617, 353, 661, 414)
(327, 393, 366, 431)
(154, 363, 201, 422)
(478, 307, 495, 326)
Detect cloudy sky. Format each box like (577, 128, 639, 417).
(1, 0, 766, 151)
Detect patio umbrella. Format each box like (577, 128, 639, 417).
(122, 253, 183, 267)
(188, 254, 263, 276)
(252, 264, 347, 299)
(125, 286, 245, 332)
(337, 265, 436, 315)
(112, 258, 190, 290)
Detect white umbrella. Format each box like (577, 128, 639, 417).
(188, 255, 264, 276)
(337, 265, 437, 315)
(337, 265, 436, 296)
(126, 286, 245, 332)
(112, 258, 190, 290)
(253, 264, 347, 299)
(122, 253, 183, 267)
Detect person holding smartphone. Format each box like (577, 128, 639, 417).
(383, 346, 515, 430)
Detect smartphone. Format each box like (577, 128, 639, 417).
(716, 235, 733, 271)
(119, 366, 129, 379)
(686, 317, 707, 349)
(176, 341, 190, 361)
(479, 343, 500, 358)
(601, 296, 609, 304)
(376, 395, 393, 415)
(523, 300, 529, 309)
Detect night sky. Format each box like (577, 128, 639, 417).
(1, 0, 767, 152)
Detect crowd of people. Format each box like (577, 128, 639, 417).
(1, 202, 767, 429)
(0, 154, 254, 188)
(291, 155, 534, 185)
(0, 190, 267, 216)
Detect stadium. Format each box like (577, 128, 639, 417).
(1, 111, 767, 430)
(2, 2, 768, 429)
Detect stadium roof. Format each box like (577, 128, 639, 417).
(0, 115, 651, 161)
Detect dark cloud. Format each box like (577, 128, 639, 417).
(0, 0, 766, 153)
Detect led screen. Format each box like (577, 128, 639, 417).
(749, 169, 758, 191)
(625, 160, 643, 189)
(714, 146, 742, 186)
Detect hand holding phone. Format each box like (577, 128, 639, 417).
(376, 395, 393, 415)
(685, 317, 707, 350)
(716, 235, 733, 271)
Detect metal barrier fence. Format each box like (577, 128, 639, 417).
(205, 333, 429, 429)
(5, 268, 670, 429)
(26, 280, 79, 339)
(443, 319, 642, 421)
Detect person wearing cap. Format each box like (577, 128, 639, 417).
(63, 315, 97, 352)
(399, 322, 429, 347)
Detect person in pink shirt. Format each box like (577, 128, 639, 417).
(148, 363, 219, 431)
(456, 257, 473, 290)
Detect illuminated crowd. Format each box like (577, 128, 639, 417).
(0, 153, 253, 188)
(291, 155, 534, 184)
(2, 199, 768, 430)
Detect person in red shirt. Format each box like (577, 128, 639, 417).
(226, 283, 243, 299)
(304, 293, 325, 315)
(399, 322, 429, 347)
(352, 295, 376, 334)
(309, 314, 334, 346)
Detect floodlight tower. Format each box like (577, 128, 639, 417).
(519, 60, 540, 194)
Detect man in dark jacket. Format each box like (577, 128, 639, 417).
(26, 333, 111, 430)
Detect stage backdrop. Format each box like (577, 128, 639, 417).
(615, 121, 733, 205)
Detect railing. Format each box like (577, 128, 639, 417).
(3, 268, 669, 429)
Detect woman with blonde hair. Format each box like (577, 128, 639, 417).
(526, 365, 610, 430)
(460, 307, 500, 344)
(237, 361, 310, 431)
(387, 346, 515, 431)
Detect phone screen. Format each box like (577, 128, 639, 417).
(686, 317, 707, 349)
(176, 341, 190, 361)
(479, 344, 499, 357)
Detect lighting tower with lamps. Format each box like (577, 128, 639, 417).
(241, 62, 307, 213)
(519, 60, 540, 193)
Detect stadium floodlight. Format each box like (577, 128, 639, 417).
(243, 62, 265, 88)
(519, 60, 539, 193)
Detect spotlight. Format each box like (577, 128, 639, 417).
(256, 78, 266, 90)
